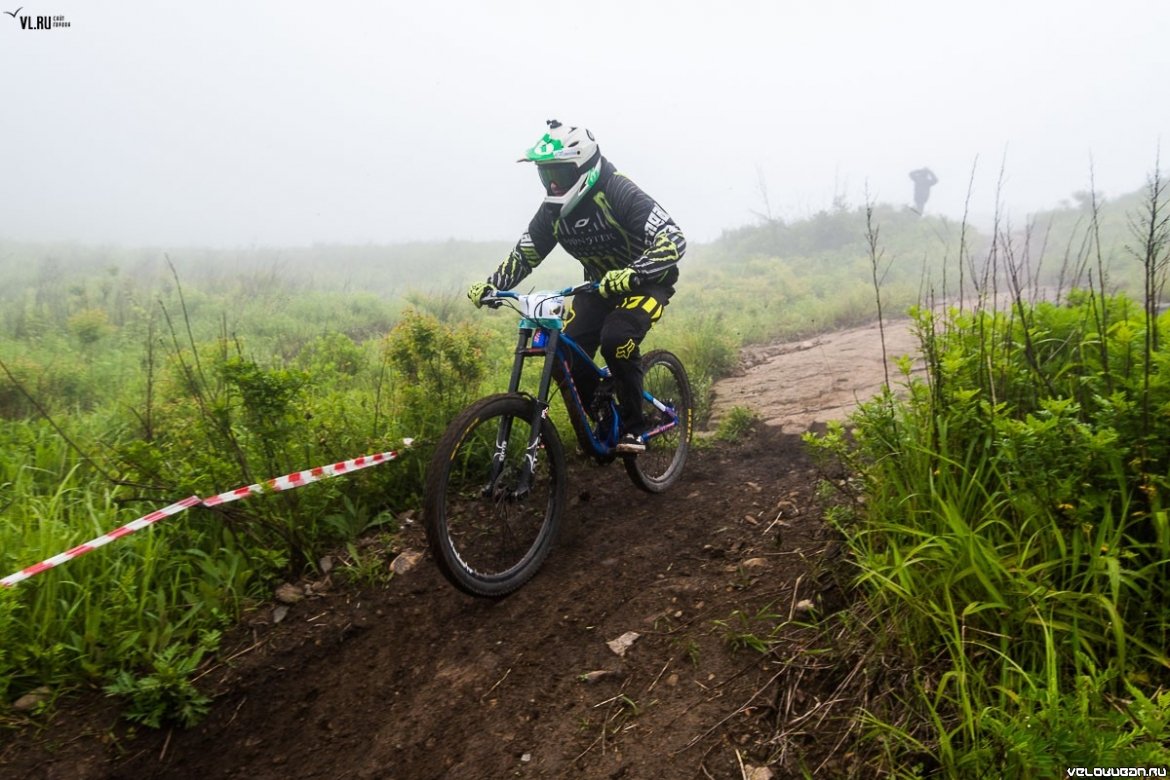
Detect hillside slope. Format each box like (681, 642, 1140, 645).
(2, 320, 915, 778)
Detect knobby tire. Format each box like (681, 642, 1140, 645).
(423, 393, 567, 598)
(624, 349, 692, 493)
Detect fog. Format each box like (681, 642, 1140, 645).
(1, 0, 1167, 249)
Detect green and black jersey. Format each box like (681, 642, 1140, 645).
(489, 158, 686, 290)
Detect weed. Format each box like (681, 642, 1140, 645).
(715, 406, 758, 441)
(714, 607, 783, 654)
(104, 630, 220, 728)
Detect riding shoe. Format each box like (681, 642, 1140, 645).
(615, 432, 646, 454)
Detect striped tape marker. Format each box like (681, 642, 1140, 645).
(1, 496, 202, 588)
(0, 440, 413, 588)
(201, 447, 407, 507)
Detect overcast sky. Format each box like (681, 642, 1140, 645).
(2, 0, 1167, 248)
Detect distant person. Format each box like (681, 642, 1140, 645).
(909, 167, 938, 214)
(467, 119, 686, 453)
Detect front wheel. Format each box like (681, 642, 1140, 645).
(624, 350, 692, 493)
(424, 393, 567, 597)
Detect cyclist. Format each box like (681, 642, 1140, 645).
(467, 120, 686, 453)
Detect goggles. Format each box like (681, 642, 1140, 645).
(537, 162, 580, 195)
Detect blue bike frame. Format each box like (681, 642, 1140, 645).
(493, 285, 681, 461)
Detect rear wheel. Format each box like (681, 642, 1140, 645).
(624, 350, 691, 493)
(424, 393, 566, 597)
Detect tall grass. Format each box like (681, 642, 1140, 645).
(809, 169, 1170, 774)
(0, 303, 487, 715)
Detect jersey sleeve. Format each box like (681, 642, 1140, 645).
(607, 174, 686, 279)
(488, 207, 559, 290)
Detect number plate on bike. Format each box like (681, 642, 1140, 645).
(519, 293, 566, 324)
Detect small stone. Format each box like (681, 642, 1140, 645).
(318, 555, 334, 574)
(272, 605, 290, 624)
(795, 599, 816, 614)
(390, 550, 423, 575)
(274, 583, 304, 604)
(606, 631, 640, 657)
(12, 686, 51, 712)
(742, 557, 769, 568)
(746, 766, 774, 780)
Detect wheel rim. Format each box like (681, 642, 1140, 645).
(636, 361, 688, 484)
(439, 411, 558, 583)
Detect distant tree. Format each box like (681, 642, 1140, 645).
(1071, 189, 1104, 210)
(909, 168, 938, 214)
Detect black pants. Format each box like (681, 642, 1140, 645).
(562, 285, 672, 432)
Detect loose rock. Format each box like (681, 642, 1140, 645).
(606, 631, 640, 657)
(275, 583, 304, 604)
(390, 550, 423, 576)
(12, 687, 51, 713)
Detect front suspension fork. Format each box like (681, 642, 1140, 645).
(487, 328, 560, 499)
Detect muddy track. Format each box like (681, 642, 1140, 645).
(1, 323, 911, 779)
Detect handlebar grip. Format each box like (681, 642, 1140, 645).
(567, 281, 598, 296)
(480, 289, 516, 308)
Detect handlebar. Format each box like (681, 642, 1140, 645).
(480, 274, 648, 307)
(480, 281, 598, 308)
(477, 280, 619, 324)
(485, 281, 596, 301)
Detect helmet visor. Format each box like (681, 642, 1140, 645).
(537, 162, 579, 196)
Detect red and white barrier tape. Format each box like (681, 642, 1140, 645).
(0, 496, 201, 588)
(1, 440, 413, 589)
(201, 449, 404, 506)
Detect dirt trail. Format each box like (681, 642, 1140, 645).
(0, 320, 912, 779)
(710, 318, 922, 433)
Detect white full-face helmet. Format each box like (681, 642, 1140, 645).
(519, 119, 602, 216)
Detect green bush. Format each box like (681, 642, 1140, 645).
(381, 308, 489, 443)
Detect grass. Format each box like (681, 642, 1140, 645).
(802, 169, 1170, 775)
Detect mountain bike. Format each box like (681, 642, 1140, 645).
(423, 282, 692, 597)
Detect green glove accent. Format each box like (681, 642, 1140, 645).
(467, 281, 496, 308)
(599, 268, 635, 298)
